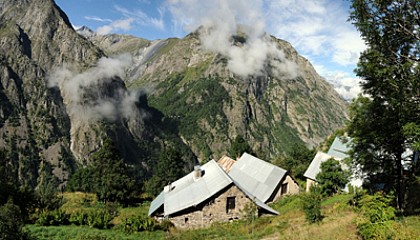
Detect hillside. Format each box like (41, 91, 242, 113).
(26, 193, 420, 239)
(0, 0, 348, 190)
(0, 0, 194, 188)
(83, 29, 349, 160)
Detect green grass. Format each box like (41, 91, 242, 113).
(26, 192, 420, 240)
(25, 225, 166, 240)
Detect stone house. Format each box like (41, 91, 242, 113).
(148, 160, 278, 228)
(304, 136, 364, 192)
(226, 153, 300, 203)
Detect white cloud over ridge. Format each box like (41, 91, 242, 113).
(48, 55, 143, 122)
(96, 18, 134, 35)
(167, 0, 299, 78)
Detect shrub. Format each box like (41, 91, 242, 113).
(121, 215, 158, 233)
(0, 200, 32, 240)
(301, 186, 323, 223)
(36, 209, 69, 226)
(159, 219, 175, 231)
(355, 192, 395, 239)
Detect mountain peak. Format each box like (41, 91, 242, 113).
(76, 25, 96, 38)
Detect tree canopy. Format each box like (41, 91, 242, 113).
(348, 0, 419, 209)
(316, 158, 350, 196)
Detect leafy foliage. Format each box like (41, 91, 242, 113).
(355, 192, 396, 239)
(0, 200, 32, 240)
(67, 139, 139, 204)
(273, 143, 315, 182)
(348, 0, 420, 209)
(121, 215, 158, 233)
(228, 135, 254, 159)
(144, 147, 186, 196)
(316, 158, 350, 196)
(301, 186, 323, 223)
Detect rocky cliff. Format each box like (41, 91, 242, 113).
(0, 0, 193, 188)
(85, 29, 349, 160)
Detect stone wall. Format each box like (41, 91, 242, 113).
(169, 184, 253, 228)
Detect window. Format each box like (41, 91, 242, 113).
(226, 197, 236, 213)
(281, 183, 288, 195)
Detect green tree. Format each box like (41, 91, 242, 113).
(229, 135, 254, 158)
(348, 0, 419, 209)
(316, 159, 350, 196)
(67, 139, 138, 204)
(273, 144, 315, 182)
(145, 148, 185, 196)
(301, 186, 323, 224)
(0, 200, 32, 240)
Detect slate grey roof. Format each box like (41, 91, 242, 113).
(148, 158, 279, 217)
(303, 151, 334, 180)
(327, 136, 351, 160)
(228, 152, 287, 203)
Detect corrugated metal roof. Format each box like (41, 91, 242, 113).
(303, 151, 334, 180)
(164, 160, 233, 216)
(228, 152, 287, 203)
(217, 155, 237, 173)
(327, 136, 351, 160)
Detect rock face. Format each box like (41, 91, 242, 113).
(0, 0, 193, 188)
(87, 31, 349, 160)
(0, 0, 348, 188)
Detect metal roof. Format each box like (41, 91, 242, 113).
(303, 151, 334, 180)
(149, 158, 279, 217)
(164, 160, 232, 216)
(327, 136, 351, 160)
(148, 191, 164, 216)
(228, 152, 287, 203)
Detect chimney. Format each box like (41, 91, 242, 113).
(193, 165, 202, 180)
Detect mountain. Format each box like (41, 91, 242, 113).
(0, 0, 348, 189)
(84, 30, 349, 160)
(0, 0, 193, 188)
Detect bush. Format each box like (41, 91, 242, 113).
(0, 200, 33, 240)
(159, 219, 174, 231)
(36, 209, 69, 226)
(69, 206, 116, 229)
(301, 186, 323, 223)
(121, 215, 158, 233)
(355, 192, 395, 239)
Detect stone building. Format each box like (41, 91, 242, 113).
(148, 160, 278, 228)
(304, 136, 364, 192)
(226, 153, 300, 203)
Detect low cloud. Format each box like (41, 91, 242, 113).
(96, 18, 134, 35)
(48, 54, 143, 122)
(167, 0, 299, 78)
(267, 0, 366, 67)
(314, 65, 363, 100)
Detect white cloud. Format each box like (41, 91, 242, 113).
(115, 5, 165, 31)
(96, 18, 134, 35)
(84, 16, 112, 22)
(47, 54, 144, 122)
(266, 0, 366, 67)
(314, 65, 363, 100)
(167, 0, 299, 78)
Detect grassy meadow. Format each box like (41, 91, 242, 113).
(26, 192, 420, 240)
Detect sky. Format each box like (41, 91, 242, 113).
(55, 0, 366, 100)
